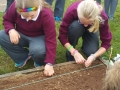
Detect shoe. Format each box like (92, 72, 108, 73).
(34, 62, 41, 68)
(54, 16, 62, 21)
(15, 56, 31, 68)
(109, 17, 114, 20)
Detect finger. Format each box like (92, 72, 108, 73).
(13, 39, 18, 44)
(78, 57, 85, 63)
(14, 37, 19, 44)
(48, 72, 52, 76)
(85, 62, 88, 67)
(10, 38, 14, 44)
(45, 70, 52, 77)
(44, 71, 49, 76)
(18, 33, 21, 38)
(77, 59, 84, 64)
(85, 61, 91, 67)
(75, 58, 81, 64)
(48, 70, 54, 76)
(76, 59, 82, 64)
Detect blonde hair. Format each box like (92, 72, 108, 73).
(77, 0, 103, 33)
(15, 0, 52, 13)
(103, 61, 120, 90)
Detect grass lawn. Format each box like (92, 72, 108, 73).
(0, 0, 120, 74)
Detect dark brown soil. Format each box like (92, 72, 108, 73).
(0, 60, 106, 90)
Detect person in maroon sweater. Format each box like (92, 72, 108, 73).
(58, 0, 112, 67)
(0, 0, 57, 76)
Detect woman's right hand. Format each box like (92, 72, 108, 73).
(73, 52, 86, 64)
(9, 29, 20, 44)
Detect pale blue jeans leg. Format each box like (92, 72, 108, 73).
(0, 30, 29, 64)
(5, 0, 14, 12)
(54, 0, 65, 18)
(96, 0, 101, 4)
(104, 0, 111, 17)
(28, 35, 46, 65)
(109, 0, 118, 19)
(0, 30, 46, 65)
(45, 0, 65, 18)
(45, 0, 53, 5)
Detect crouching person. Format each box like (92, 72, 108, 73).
(0, 0, 57, 76)
(58, 0, 112, 67)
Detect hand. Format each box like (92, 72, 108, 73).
(73, 52, 86, 64)
(85, 55, 94, 67)
(44, 64, 54, 76)
(9, 29, 20, 44)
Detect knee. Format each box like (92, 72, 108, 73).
(0, 30, 8, 43)
(82, 47, 98, 57)
(0, 30, 5, 38)
(68, 20, 85, 36)
(30, 47, 46, 58)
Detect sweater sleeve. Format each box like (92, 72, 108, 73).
(3, 1, 16, 34)
(58, 9, 78, 46)
(99, 10, 112, 50)
(41, 9, 57, 64)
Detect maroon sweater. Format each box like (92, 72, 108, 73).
(58, 1, 112, 50)
(3, 2, 57, 64)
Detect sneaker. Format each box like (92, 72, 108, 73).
(34, 62, 41, 68)
(109, 17, 114, 20)
(54, 16, 62, 21)
(15, 56, 31, 68)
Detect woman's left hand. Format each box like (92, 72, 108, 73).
(85, 55, 94, 67)
(44, 64, 54, 76)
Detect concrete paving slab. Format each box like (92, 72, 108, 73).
(0, 0, 6, 12)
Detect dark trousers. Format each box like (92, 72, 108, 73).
(5, 0, 14, 12)
(67, 20, 99, 61)
(45, 0, 65, 18)
(0, 30, 45, 65)
(96, 0, 101, 4)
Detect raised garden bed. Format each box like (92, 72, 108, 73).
(0, 60, 106, 90)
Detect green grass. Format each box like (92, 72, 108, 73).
(0, 0, 120, 75)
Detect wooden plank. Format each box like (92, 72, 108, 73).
(0, 61, 76, 79)
(0, 59, 107, 79)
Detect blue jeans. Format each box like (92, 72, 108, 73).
(66, 20, 99, 61)
(5, 0, 14, 12)
(104, 0, 118, 19)
(45, 0, 65, 18)
(96, 0, 101, 4)
(0, 30, 46, 65)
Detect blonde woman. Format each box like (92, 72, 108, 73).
(58, 0, 112, 67)
(0, 0, 56, 76)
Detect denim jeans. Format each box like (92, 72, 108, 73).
(96, 0, 101, 4)
(0, 30, 46, 65)
(5, 0, 14, 12)
(66, 20, 99, 61)
(45, 0, 65, 18)
(104, 0, 118, 19)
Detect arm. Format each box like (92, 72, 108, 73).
(85, 10, 112, 67)
(41, 8, 57, 76)
(59, 2, 86, 64)
(3, 2, 20, 44)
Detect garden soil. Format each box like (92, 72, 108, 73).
(0, 60, 106, 90)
